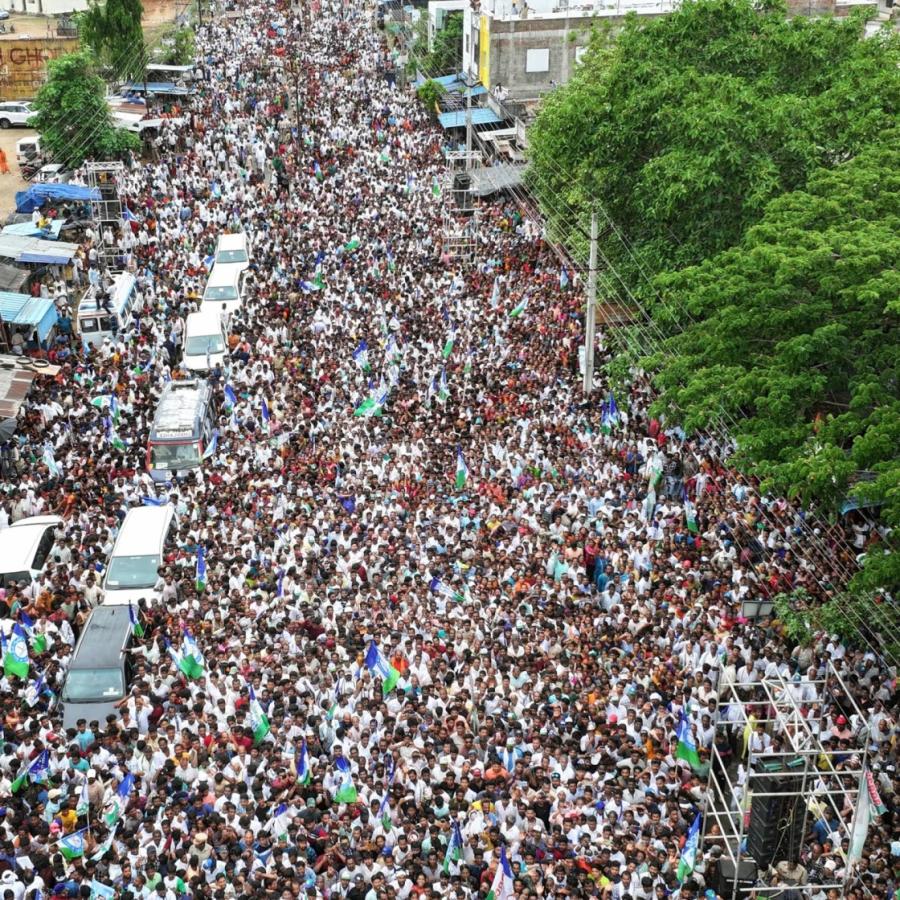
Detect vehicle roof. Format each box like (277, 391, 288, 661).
(150, 379, 212, 440)
(215, 233, 248, 251)
(70, 605, 131, 670)
(78, 272, 137, 317)
(185, 310, 226, 332)
(205, 264, 242, 287)
(0, 515, 62, 571)
(112, 505, 174, 556)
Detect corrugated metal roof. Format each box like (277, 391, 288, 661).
(0, 293, 56, 327)
(438, 108, 503, 129)
(0, 234, 79, 263)
(0, 356, 38, 419)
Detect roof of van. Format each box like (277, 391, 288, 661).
(215, 233, 248, 250)
(150, 379, 212, 439)
(205, 265, 242, 287)
(0, 515, 63, 572)
(70, 605, 131, 670)
(79, 272, 137, 316)
(186, 310, 226, 330)
(113, 505, 174, 556)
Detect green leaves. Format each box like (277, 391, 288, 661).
(29, 50, 141, 168)
(80, 0, 145, 81)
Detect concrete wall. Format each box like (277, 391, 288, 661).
(0, 37, 79, 101)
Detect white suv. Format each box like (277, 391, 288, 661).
(0, 101, 33, 129)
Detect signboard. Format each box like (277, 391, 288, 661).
(0, 38, 80, 101)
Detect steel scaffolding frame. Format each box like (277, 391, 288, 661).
(85, 161, 127, 275)
(702, 662, 869, 898)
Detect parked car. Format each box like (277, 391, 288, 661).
(0, 101, 32, 129)
(0, 10, 10, 19)
(33, 163, 71, 184)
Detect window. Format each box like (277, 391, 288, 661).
(63, 668, 125, 702)
(525, 48, 550, 73)
(185, 335, 226, 355)
(215, 249, 247, 264)
(105, 554, 161, 589)
(150, 441, 200, 470)
(31, 528, 56, 570)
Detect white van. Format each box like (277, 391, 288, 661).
(183, 310, 228, 372)
(0, 515, 64, 588)
(15, 134, 41, 167)
(213, 232, 251, 276)
(102, 504, 176, 607)
(202, 264, 245, 315)
(77, 273, 139, 348)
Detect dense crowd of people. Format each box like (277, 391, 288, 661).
(0, 0, 896, 897)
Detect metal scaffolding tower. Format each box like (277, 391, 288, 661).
(440, 149, 482, 263)
(85, 161, 127, 275)
(702, 662, 869, 898)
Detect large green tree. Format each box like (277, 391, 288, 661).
(528, 0, 900, 284)
(80, 0, 146, 81)
(29, 51, 141, 168)
(646, 139, 900, 591)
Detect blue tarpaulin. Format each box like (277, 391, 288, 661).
(15, 184, 99, 214)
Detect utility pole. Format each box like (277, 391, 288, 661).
(288, 54, 302, 156)
(582, 210, 598, 395)
(465, 70, 474, 167)
(197, 0, 202, 28)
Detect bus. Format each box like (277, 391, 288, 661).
(147, 379, 217, 482)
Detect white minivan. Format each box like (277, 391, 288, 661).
(0, 515, 64, 588)
(201, 264, 246, 315)
(213, 232, 251, 276)
(102, 504, 176, 607)
(182, 310, 228, 372)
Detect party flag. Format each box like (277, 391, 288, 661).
(486, 845, 514, 900)
(261, 398, 271, 435)
(249, 685, 271, 745)
(4, 623, 30, 679)
(333, 756, 358, 804)
(103, 773, 134, 826)
(201, 428, 219, 461)
(508, 297, 528, 318)
(224, 384, 238, 410)
(57, 828, 88, 860)
(128, 603, 144, 638)
(195, 546, 207, 592)
(20, 612, 47, 654)
(490, 276, 501, 310)
(352, 340, 371, 373)
(675, 712, 701, 770)
(442, 327, 456, 360)
(344, 238, 361, 253)
(437, 368, 449, 404)
(683, 489, 699, 535)
(42, 443, 61, 478)
(431, 176, 441, 198)
(454, 447, 468, 491)
(559, 266, 569, 289)
(443, 821, 465, 873)
(180, 630, 205, 679)
(676, 813, 701, 883)
(296, 740, 311, 785)
(364, 640, 400, 695)
(429, 577, 465, 603)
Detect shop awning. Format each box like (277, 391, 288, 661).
(0, 293, 59, 341)
(438, 108, 503, 129)
(0, 234, 80, 265)
(469, 163, 525, 196)
(0, 262, 29, 294)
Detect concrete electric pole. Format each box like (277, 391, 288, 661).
(582, 210, 599, 395)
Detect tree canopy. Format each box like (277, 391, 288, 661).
(528, 0, 900, 281)
(526, 0, 900, 593)
(79, 0, 146, 81)
(29, 51, 141, 168)
(649, 137, 900, 590)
